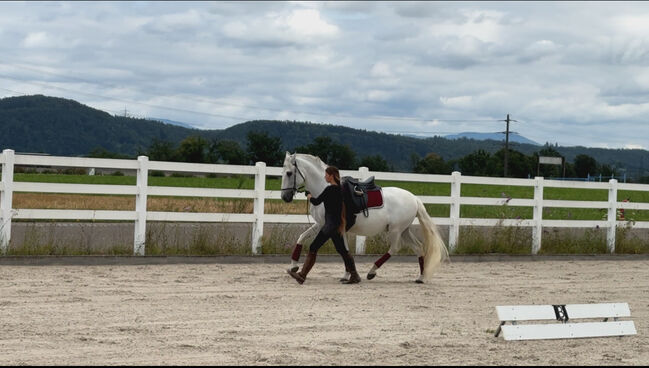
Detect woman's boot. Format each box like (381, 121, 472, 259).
(288, 251, 317, 284)
(342, 270, 361, 284)
(341, 253, 361, 284)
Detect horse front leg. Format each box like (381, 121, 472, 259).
(288, 222, 321, 273)
(367, 231, 401, 280)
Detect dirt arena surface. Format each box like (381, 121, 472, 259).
(1, 256, 647, 366)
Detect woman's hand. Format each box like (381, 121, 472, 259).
(306, 193, 312, 200)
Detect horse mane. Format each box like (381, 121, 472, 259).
(295, 153, 327, 170)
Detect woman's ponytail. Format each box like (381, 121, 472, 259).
(326, 166, 347, 234)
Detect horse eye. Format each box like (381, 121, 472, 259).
(287, 172, 293, 177)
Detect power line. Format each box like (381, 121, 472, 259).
(0, 65, 529, 142)
(0, 63, 509, 125)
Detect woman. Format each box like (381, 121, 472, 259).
(287, 166, 361, 285)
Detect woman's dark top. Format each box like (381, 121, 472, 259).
(310, 184, 343, 235)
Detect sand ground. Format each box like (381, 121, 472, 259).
(0, 257, 647, 366)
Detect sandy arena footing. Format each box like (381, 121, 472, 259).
(0, 257, 647, 365)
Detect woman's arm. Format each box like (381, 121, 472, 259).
(309, 186, 330, 205)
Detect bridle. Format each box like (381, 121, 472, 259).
(280, 155, 313, 225)
(281, 157, 307, 196)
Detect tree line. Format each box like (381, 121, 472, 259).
(410, 146, 619, 179)
(88, 131, 627, 181)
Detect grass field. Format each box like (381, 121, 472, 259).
(13, 173, 649, 221)
(7, 173, 649, 255)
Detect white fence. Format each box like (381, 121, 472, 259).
(2, 148, 649, 255)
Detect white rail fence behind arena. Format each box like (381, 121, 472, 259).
(2, 148, 649, 255)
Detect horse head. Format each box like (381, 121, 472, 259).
(280, 152, 304, 203)
(280, 152, 328, 203)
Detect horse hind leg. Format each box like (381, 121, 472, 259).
(401, 226, 426, 284)
(367, 231, 402, 280)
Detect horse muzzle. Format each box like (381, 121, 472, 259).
(281, 189, 295, 203)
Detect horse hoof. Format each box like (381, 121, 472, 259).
(367, 273, 376, 280)
(287, 270, 305, 284)
(288, 266, 299, 273)
(415, 279, 424, 284)
(339, 278, 349, 283)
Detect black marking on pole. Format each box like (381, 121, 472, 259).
(553, 304, 569, 323)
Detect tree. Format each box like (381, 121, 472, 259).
(87, 147, 132, 159)
(599, 163, 617, 177)
(413, 153, 452, 174)
(493, 148, 535, 178)
(328, 144, 357, 169)
(294, 136, 334, 162)
(573, 154, 598, 178)
(146, 138, 178, 162)
(206, 138, 220, 164)
(458, 149, 492, 176)
(246, 131, 284, 166)
(177, 135, 209, 163)
(294, 136, 357, 169)
(216, 140, 247, 165)
(359, 154, 390, 172)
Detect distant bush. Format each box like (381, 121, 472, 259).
(150, 170, 166, 177)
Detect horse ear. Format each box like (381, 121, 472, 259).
(285, 151, 291, 157)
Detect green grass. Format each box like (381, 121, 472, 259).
(9, 172, 649, 255)
(13, 173, 649, 221)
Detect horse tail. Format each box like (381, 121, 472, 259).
(415, 198, 449, 282)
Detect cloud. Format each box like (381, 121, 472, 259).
(3, 1, 649, 150)
(221, 8, 338, 49)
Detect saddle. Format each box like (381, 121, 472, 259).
(341, 176, 383, 220)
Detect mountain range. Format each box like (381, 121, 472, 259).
(1, 95, 648, 178)
(444, 132, 540, 146)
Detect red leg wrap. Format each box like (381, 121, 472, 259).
(291, 244, 303, 261)
(374, 253, 392, 268)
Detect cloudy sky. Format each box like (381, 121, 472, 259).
(2, 1, 649, 149)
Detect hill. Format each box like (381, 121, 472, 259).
(1, 95, 649, 178)
(444, 132, 540, 146)
(0, 95, 199, 156)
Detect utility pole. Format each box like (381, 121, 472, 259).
(500, 114, 517, 177)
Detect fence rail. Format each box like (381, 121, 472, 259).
(2, 149, 649, 255)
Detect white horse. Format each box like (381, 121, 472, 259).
(280, 152, 449, 283)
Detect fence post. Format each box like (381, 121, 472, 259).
(449, 171, 461, 253)
(607, 179, 618, 253)
(1, 149, 15, 254)
(354, 166, 370, 255)
(252, 161, 266, 255)
(532, 176, 544, 254)
(133, 156, 149, 256)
